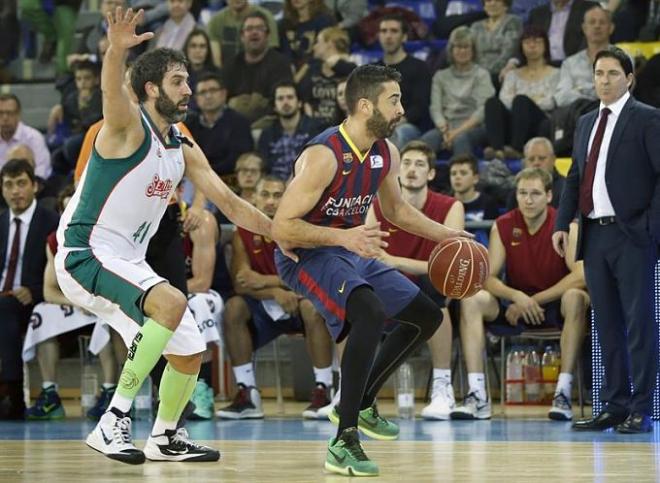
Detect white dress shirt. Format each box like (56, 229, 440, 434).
(587, 90, 630, 219)
(0, 122, 52, 179)
(0, 199, 37, 291)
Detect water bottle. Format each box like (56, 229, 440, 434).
(134, 376, 153, 420)
(81, 363, 98, 416)
(542, 346, 561, 403)
(523, 349, 542, 403)
(505, 347, 524, 403)
(396, 362, 415, 419)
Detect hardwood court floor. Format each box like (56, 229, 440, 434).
(2, 401, 659, 483)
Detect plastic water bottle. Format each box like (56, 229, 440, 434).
(396, 362, 415, 419)
(542, 346, 561, 403)
(524, 349, 542, 403)
(81, 364, 98, 416)
(505, 347, 524, 403)
(134, 376, 153, 420)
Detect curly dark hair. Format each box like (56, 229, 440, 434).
(130, 48, 188, 103)
(345, 64, 401, 115)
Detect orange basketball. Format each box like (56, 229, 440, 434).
(428, 238, 489, 299)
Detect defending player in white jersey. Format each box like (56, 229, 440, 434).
(54, 7, 271, 464)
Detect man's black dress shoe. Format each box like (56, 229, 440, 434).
(571, 410, 628, 431)
(615, 413, 652, 434)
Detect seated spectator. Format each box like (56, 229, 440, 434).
(21, 186, 117, 420)
(469, 0, 522, 86)
(368, 140, 465, 421)
(375, 14, 432, 149)
(0, 94, 52, 180)
(452, 168, 590, 421)
(224, 12, 294, 124)
(186, 72, 254, 178)
(181, 206, 224, 420)
(420, 27, 494, 157)
(279, 0, 336, 75)
(19, 0, 81, 75)
(218, 176, 333, 420)
(298, 26, 355, 129)
(505, 137, 565, 210)
(448, 153, 500, 246)
(323, 0, 367, 31)
(0, 159, 59, 420)
(183, 29, 221, 110)
(150, 0, 197, 51)
(3, 145, 59, 212)
(553, 5, 613, 155)
(484, 26, 559, 161)
(207, 0, 279, 67)
(234, 152, 265, 205)
(48, 61, 103, 175)
(527, 0, 598, 65)
(257, 82, 321, 180)
(73, 0, 125, 61)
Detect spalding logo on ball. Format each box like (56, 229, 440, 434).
(428, 237, 490, 299)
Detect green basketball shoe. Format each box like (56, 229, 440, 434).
(325, 427, 379, 477)
(328, 404, 399, 441)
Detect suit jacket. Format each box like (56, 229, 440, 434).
(555, 96, 660, 259)
(528, 0, 598, 59)
(0, 203, 60, 305)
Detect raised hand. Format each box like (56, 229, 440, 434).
(106, 7, 154, 51)
(343, 222, 389, 259)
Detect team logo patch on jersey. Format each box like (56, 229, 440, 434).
(370, 155, 383, 169)
(145, 174, 174, 199)
(343, 153, 353, 163)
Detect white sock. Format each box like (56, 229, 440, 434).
(555, 373, 573, 397)
(42, 381, 57, 391)
(467, 373, 487, 400)
(109, 391, 133, 414)
(433, 368, 451, 385)
(102, 382, 117, 389)
(233, 362, 256, 388)
(151, 417, 177, 436)
(314, 366, 333, 388)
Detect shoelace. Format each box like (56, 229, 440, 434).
(464, 391, 481, 407)
(553, 392, 571, 409)
(172, 428, 205, 450)
(368, 405, 387, 424)
(113, 416, 133, 445)
(430, 380, 453, 402)
(341, 434, 369, 462)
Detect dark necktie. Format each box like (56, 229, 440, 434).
(579, 107, 611, 217)
(2, 218, 22, 293)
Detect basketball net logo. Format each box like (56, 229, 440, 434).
(145, 174, 173, 200)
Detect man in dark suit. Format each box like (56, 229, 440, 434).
(553, 46, 660, 434)
(528, 0, 599, 64)
(0, 159, 59, 419)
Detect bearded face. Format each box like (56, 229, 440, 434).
(366, 106, 399, 139)
(155, 86, 190, 124)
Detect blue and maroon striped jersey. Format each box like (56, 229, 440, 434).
(300, 124, 392, 229)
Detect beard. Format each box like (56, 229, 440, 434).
(366, 107, 397, 139)
(278, 107, 298, 120)
(156, 88, 189, 124)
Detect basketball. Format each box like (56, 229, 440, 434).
(428, 238, 489, 299)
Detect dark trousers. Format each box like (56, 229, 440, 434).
(485, 95, 551, 151)
(583, 220, 659, 415)
(0, 0, 18, 67)
(0, 295, 31, 418)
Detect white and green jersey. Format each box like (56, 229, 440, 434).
(57, 108, 185, 261)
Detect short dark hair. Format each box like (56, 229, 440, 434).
(272, 80, 300, 102)
(345, 64, 401, 115)
(71, 59, 100, 76)
(241, 11, 270, 33)
(0, 158, 35, 185)
(195, 71, 224, 90)
(593, 46, 634, 77)
(449, 153, 479, 175)
(0, 93, 21, 111)
(257, 175, 286, 190)
(400, 140, 436, 170)
(131, 48, 189, 103)
(379, 13, 409, 35)
(520, 25, 551, 65)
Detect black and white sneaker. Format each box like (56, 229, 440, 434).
(144, 427, 220, 462)
(85, 408, 145, 464)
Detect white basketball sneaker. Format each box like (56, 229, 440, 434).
(450, 391, 492, 420)
(316, 388, 341, 420)
(85, 408, 145, 464)
(421, 380, 456, 420)
(144, 427, 220, 462)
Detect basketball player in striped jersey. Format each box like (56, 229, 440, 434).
(272, 65, 471, 477)
(368, 140, 465, 420)
(54, 8, 271, 464)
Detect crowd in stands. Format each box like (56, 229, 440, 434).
(0, 0, 659, 423)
